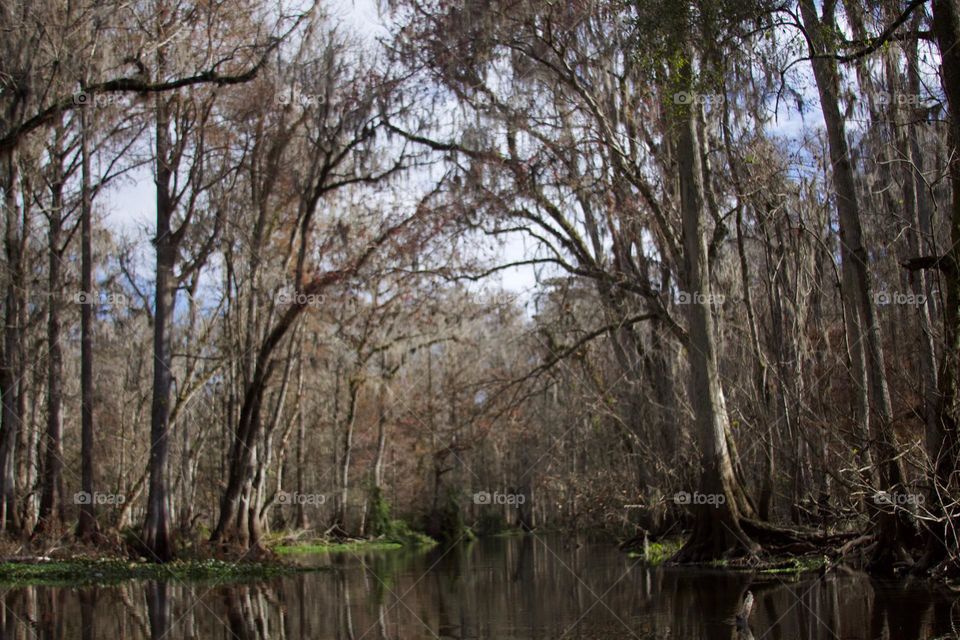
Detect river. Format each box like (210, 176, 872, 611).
(1, 534, 957, 639)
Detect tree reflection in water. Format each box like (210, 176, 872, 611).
(0, 537, 956, 639)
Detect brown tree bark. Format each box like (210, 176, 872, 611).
(36, 122, 67, 535)
(674, 49, 758, 560)
(76, 104, 99, 540)
(800, 0, 914, 573)
(910, 0, 960, 571)
(142, 81, 176, 561)
(0, 147, 24, 534)
(295, 336, 308, 531)
(335, 376, 361, 531)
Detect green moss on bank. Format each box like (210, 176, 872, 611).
(759, 556, 827, 575)
(275, 540, 405, 554)
(704, 554, 828, 573)
(621, 533, 829, 574)
(626, 538, 684, 565)
(274, 522, 438, 555)
(380, 519, 438, 547)
(0, 558, 314, 587)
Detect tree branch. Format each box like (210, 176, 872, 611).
(0, 37, 284, 152)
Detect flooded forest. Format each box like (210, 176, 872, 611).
(1, 0, 960, 637)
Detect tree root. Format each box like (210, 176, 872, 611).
(836, 534, 874, 558)
(665, 516, 864, 565)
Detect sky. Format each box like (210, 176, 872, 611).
(101, 0, 387, 235)
(100, 0, 543, 309)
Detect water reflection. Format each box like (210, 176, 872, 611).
(0, 536, 956, 639)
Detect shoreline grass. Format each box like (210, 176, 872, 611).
(274, 531, 441, 555)
(274, 540, 408, 554)
(625, 538, 685, 565)
(0, 557, 320, 587)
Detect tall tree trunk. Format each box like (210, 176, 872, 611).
(911, 0, 960, 571)
(736, 204, 774, 519)
(211, 303, 308, 546)
(142, 90, 176, 562)
(76, 106, 99, 540)
(843, 249, 875, 485)
(36, 131, 65, 534)
(800, 0, 913, 573)
(250, 337, 296, 542)
(897, 33, 940, 506)
(336, 378, 360, 532)
(372, 360, 388, 493)
(0, 147, 23, 534)
(295, 346, 308, 530)
(674, 55, 758, 561)
(212, 237, 360, 545)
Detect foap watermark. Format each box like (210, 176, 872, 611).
(73, 92, 128, 109)
(73, 290, 129, 307)
(276, 288, 325, 307)
(276, 85, 326, 109)
(873, 291, 926, 307)
(277, 491, 326, 506)
(674, 491, 726, 507)
(488, 291, 519, 307)
(473, 490, 525, 506)
(873, 491, 924, 507)
(677, 291, 725, 305)
(74, 491, 125, 505)
(673, 92, 723, 106)
(876, 92, 927, 107)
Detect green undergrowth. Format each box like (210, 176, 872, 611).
(0, 557, 316, 587)
(626, 538, 685, 565)
(708, 554, 828, 573)
(380, 519, 438, 546)
(758, 556, 828, 575)
(276, 540, 406, 554)
(274, 520, 437, 555)
(623, 538, 827, 573)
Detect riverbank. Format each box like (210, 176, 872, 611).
(3, 528, 951, 589)
(618, 534, 960, 587)
(0, 525, 438, 586)
(0, 557, 319, 587)
(626, 538, 826, 573)
(275, 538, 431, 554)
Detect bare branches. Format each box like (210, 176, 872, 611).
(0, 5, 315, 154)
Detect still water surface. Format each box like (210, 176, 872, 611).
(2, 535, 958, 639)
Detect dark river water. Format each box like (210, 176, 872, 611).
(2, 535, 958, 639)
